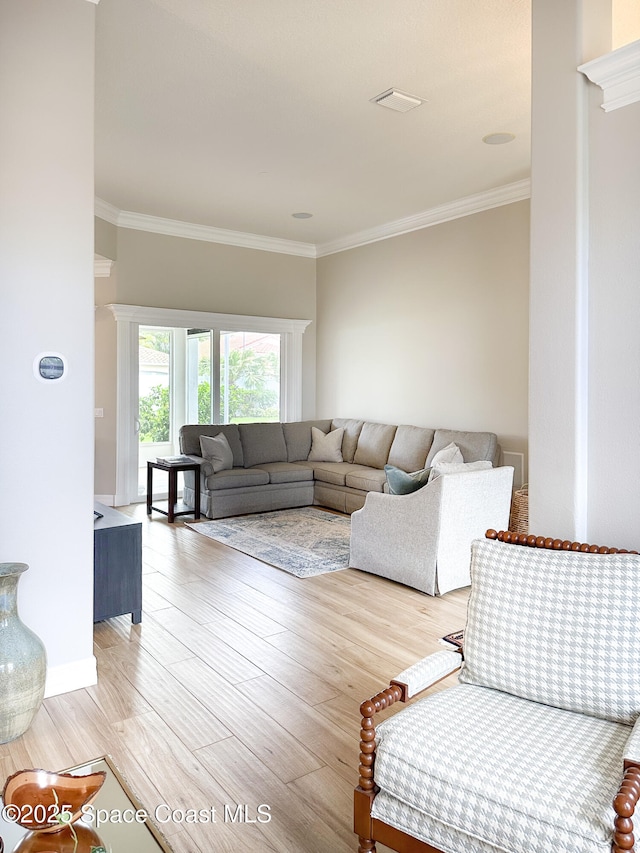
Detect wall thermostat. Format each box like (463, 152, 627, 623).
(34, 353, 67, 383)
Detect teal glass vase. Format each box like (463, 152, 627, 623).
(0, 563, 46, 743)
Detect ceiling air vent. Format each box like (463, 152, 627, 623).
(371, 88, 424, 112)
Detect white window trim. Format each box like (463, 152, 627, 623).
(107, 304, 311, 504)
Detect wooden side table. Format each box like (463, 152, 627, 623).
(146, 459, 201, 522)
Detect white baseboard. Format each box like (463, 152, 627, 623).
(95, 494, 115, 507)
(94, 494, 129, 508)
(503, 451, 526, 490)
(44, 655, 97, 698)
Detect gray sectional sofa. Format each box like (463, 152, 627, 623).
(179, 419, 502, 520)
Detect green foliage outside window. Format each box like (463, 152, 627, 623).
(220, 348, 279, 421)
(139, 347, 279, 442)
(139, 384, 170, 443)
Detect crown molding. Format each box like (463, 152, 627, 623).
(118, 209, 317, 257)
(94, 197, 120, 225)
(578, 39, 640, 112)
(94, 255, 114, 277)
(315, 179, 531, 257)
(95, 179, 531, 260)
(94, 199, 315, 258)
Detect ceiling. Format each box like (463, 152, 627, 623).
(94, 0, 532, 250)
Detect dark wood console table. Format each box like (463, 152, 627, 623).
(146, 459, 201, 523)
(94, 502, 142, 624)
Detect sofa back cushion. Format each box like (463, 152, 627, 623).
(459, 538, 640, 725)
(179, 423, 244, 467)
(331, 418, 364, 463)
(239, 422, 287, 468)
(387, 425, 435, 472)
(283, 419, 333, 462)
(426, 428, 498, 466)
(353, 422, 398, 469)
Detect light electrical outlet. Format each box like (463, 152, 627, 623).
(94, 408, 104, 418)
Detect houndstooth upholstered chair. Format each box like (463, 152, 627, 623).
(355, 530, 640, 853)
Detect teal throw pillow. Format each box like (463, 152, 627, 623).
(384, 464, 432, 495)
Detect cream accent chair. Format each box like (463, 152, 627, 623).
(355, 531, 640, 853)
(349, 466, 514, 594)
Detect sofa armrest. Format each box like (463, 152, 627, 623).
(182, 453, 213, 478)
(390, 650, 462, 700)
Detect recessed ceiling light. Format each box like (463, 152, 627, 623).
(482, 132, 516, 145)
(371, 88, 425, 112)
(291, 212, 313, 219)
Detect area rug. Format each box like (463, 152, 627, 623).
(439, 629, 464, 651)
(186, 507, 351, 578)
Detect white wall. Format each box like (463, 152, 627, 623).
(0, 1, 97, 695)
(316, 201, 530, 461)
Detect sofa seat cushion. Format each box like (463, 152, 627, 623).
(345, 466, 387, 492)
(373, 683, 626, 853)
(310, 462, 364, 486)
(251, 462, 314, 484)
(204, 467, 270, 491)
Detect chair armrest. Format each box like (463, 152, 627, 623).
(357, 651, 462, 801)
(390, 650, 462, 700)
(623, 715, 640, 768)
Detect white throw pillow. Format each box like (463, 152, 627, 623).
(429, 460, 492, 481)
(430, 441, 464, 466)
(200, 432, 234, 473)
(307, 426, 344, 463)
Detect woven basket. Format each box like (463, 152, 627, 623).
(509, 484, 529, 534)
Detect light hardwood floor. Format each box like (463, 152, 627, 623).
(0, 505, 469, 852)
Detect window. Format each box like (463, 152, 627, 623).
(220, 331, 280, 423)
(187, 329, 214, 424)
(108, 305, 310, 504)
(139, 326, 172, 443)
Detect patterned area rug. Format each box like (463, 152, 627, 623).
(186, 507, 351, 578)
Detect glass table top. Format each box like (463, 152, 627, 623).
(0, 755, 173, 853)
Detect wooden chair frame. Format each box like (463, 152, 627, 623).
(354, 529, 640, 853)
